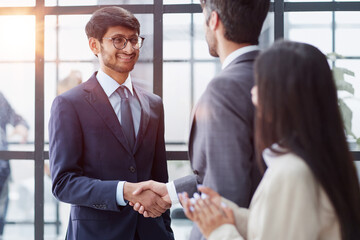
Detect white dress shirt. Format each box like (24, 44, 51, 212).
(166, 45, 260, 204)
(96, 69, 141, 206)
(208, 147, 340, 240)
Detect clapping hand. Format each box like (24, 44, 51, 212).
(178, 186, 235, 239)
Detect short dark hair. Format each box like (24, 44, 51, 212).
(85, 6, 140, 42)
(254, 40, 360, 240)
(201, 0, 270, 45)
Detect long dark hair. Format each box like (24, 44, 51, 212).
(254, 40, 360, 239)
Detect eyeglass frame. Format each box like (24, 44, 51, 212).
(102, 36, 145, 50)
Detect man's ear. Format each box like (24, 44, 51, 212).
(89, 37, 100, 57)
(208, 11, 220, 31)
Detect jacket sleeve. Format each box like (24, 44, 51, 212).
(49, 95, 121, 212)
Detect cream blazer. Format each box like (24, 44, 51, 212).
(208, 149, 341, 240)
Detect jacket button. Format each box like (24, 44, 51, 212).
(129, 166, 136, 173)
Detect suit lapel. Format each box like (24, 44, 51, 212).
(83, 74, 133, 155)
(132, 86, 150, 154)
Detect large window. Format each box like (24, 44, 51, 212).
(0, 0, 359, 239)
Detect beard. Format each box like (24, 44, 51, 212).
(100, 44, 138, 73)
(205, 26, 219, 57)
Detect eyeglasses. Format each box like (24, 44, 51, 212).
(102, 36, 145, 50)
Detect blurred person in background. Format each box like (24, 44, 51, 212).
(179, 40, 360, 240)
(0, 92, 28, 237)
(57, 70, 82, 96)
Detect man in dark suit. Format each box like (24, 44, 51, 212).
(49, 7, 173, 240)
(131, 1, 270, 239)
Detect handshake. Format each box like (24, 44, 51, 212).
(124, 180, 171, 218)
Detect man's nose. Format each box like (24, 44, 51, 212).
(122, 41, 134, 54)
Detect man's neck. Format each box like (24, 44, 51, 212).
(101, 66, 129, 85)
(218, 41, 251, 64)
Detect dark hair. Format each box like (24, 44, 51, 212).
(201, 0, 270, 45)
(85, 6, 140, 42)
(254, 40, 360, 240)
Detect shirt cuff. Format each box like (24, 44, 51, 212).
(166, 181, 179, 204)
(116, 181, 128, 206)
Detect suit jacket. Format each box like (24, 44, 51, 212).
(49, 72, 173, 240)
(173, 51, 263, 240)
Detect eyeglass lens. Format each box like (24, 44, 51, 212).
(113, 37, 143, 50)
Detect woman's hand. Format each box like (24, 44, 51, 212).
(179, 188, 235, 238)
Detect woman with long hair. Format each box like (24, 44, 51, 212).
(179, 40, 360, 240)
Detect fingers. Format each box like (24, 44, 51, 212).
(222, 204, 235, 224)
(138, 205, 145, 215)
(178, 193, 195, 221)
(133, 202, 141, 211)
(156, 196, 171, 209)
(197, 186, 219, 198)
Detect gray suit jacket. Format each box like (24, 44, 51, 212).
(174, 51, 262, 240)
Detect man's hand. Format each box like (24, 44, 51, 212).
(129, 180, 171, 217)
(124, 182, 170, 218)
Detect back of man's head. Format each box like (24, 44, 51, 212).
(201, 0, 270, 45)
(85, 6, 140, 42)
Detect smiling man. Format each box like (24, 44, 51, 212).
(48, 7, 173, 240)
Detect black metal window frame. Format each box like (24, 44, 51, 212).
(0, 0, 359, 239)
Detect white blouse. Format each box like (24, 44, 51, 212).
(208, 148, 341, 240)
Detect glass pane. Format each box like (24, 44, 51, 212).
(335, 12, 360, 57)
(164, 14, 192, 60)
(57, 15, 93, 61)
(334, 59, 360, 151)
(0, 63, 35, 152)
(0, 0, 35, 6)
(194, 62, 218, 104)
(163, 63, 191, 144)
(0, 16, 35, 61)
(4, 160, 34, 239)
(193, 13, 213, 60)
(46, 0, 153, 6)
(285, 12, 332, 54)
(259, 12, 274, 50)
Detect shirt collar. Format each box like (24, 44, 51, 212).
(222, 45, 260, 70)
(262, 143, 288, 167)
(96, 69, 134, 98)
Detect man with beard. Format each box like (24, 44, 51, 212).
(130, 1, 270, 239)
(49, 7, 173, 240)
